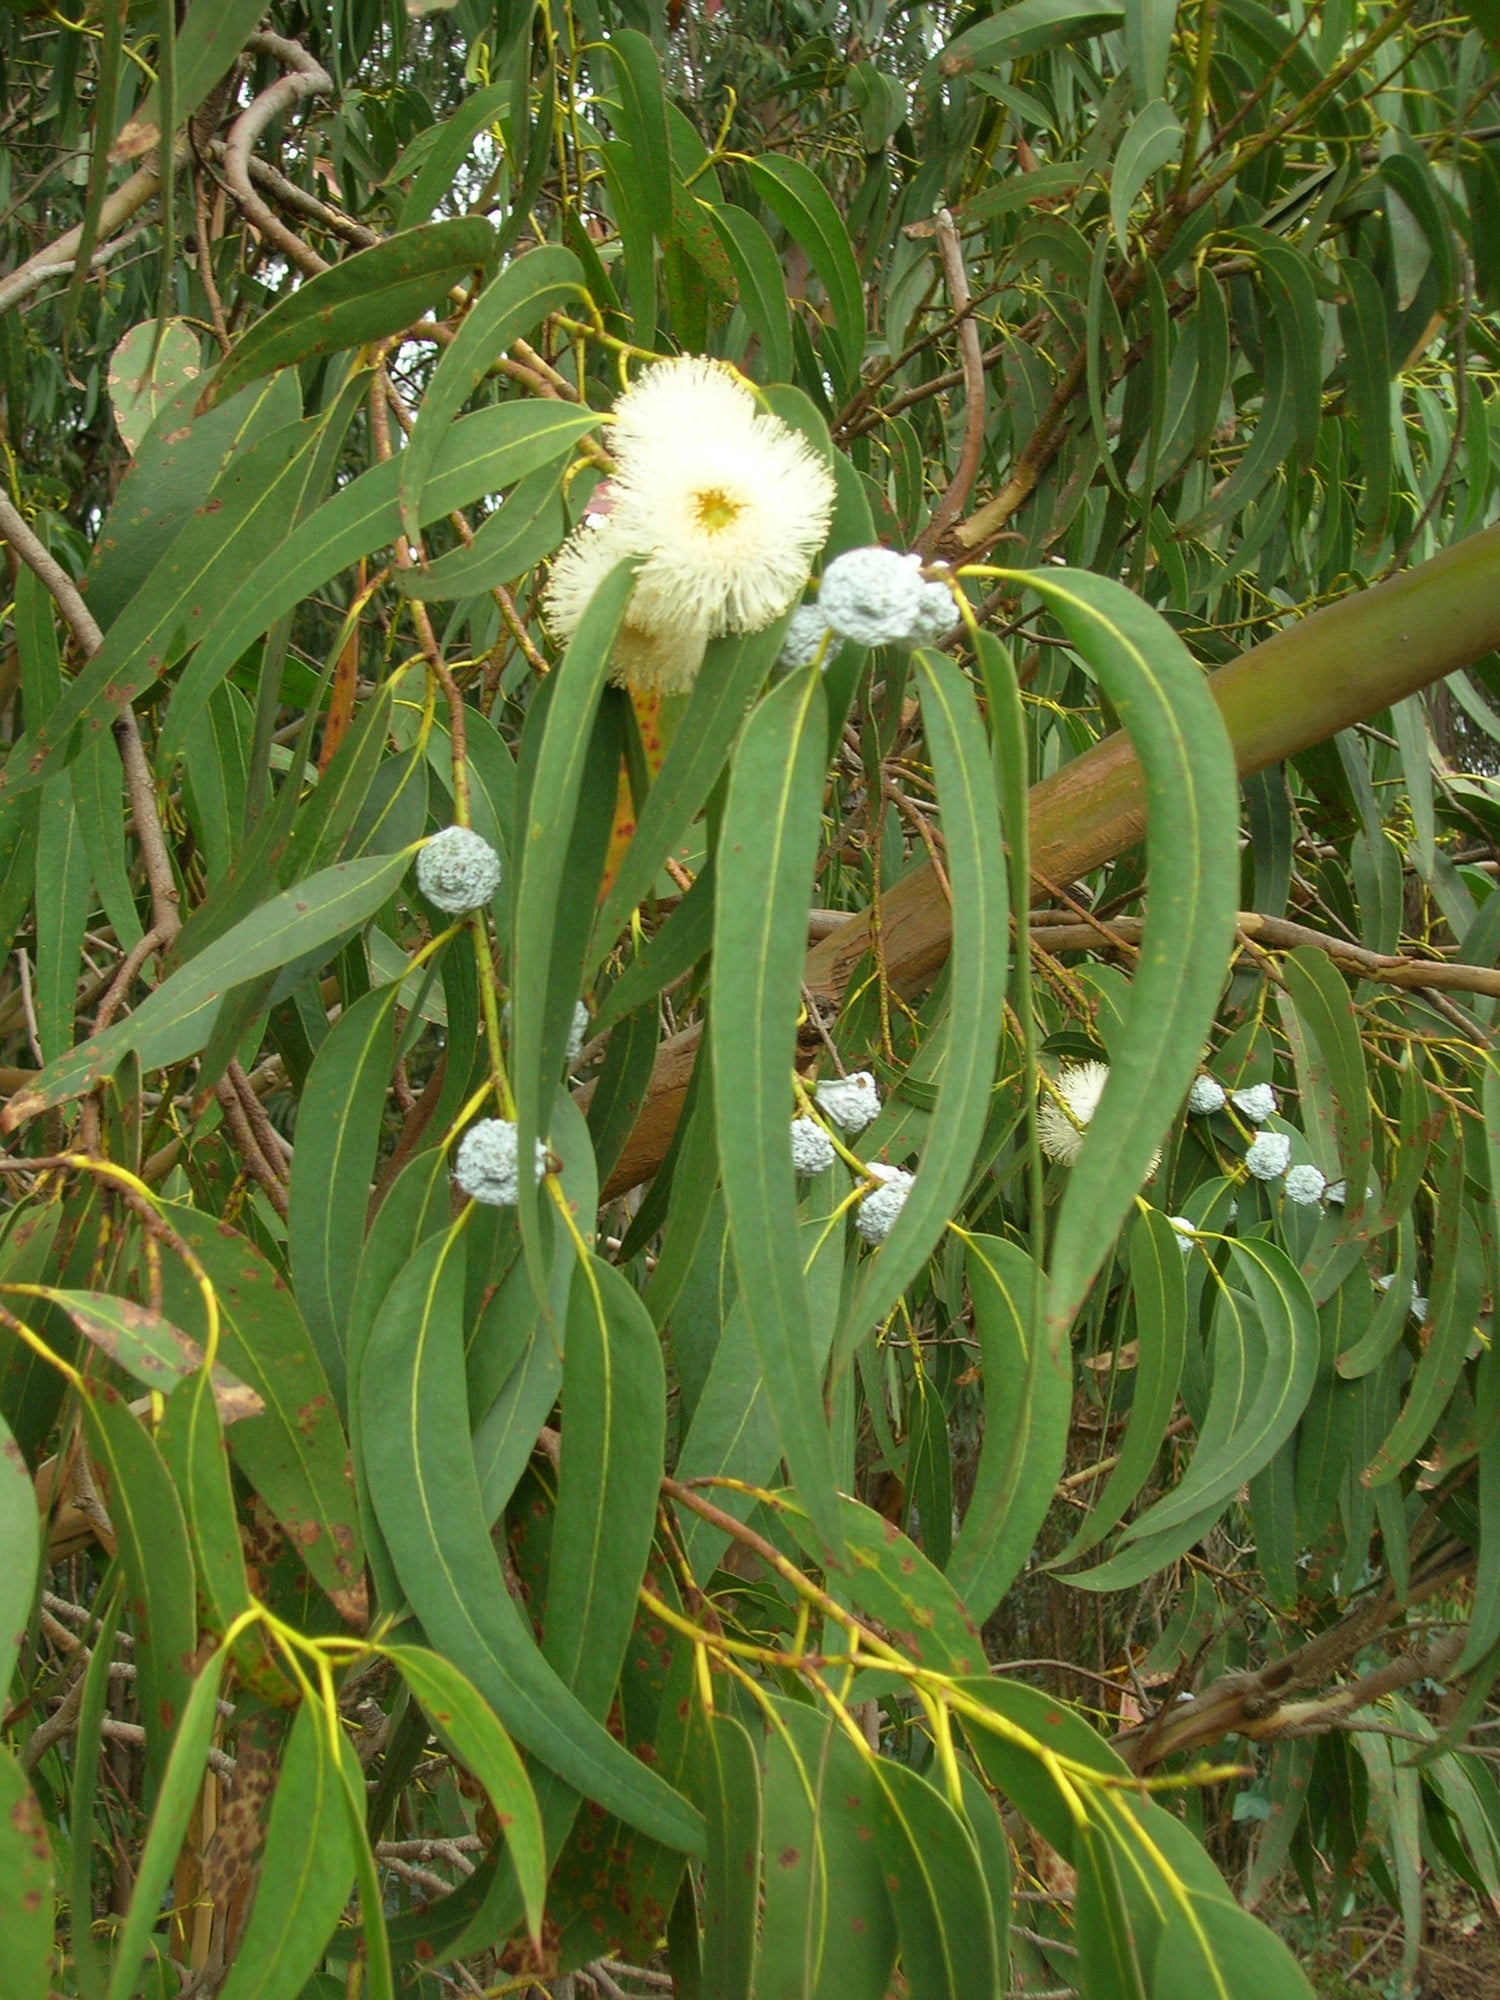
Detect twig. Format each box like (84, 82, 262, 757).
(15, 949, 42, 1067)
(916, 210, 987, 555)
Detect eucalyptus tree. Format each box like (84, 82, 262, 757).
(2, 0, 1500, 1995)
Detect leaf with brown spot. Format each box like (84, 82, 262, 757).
(0, 1745, 53, 2000)
(10, 1286, 261, 1422)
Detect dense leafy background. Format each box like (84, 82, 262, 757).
(3, 0, 1500, 1995)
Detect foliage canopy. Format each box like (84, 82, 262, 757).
(4, 0, 1500, 1995)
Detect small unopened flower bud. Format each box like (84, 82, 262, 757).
(1188, 1076, 1226, 1115)
(790, 1116, 835, 1176)
(856, 1162, 914, 1244)
(779, 603, 831, 669)
(454, 1118, 548, 1207)
(1283, 1164, 1327, 1206)
(908, 578, 958, 647)
(814, 1071, 880, 1136)
(567, 1000, 590, 1066)
(1167, 1215, 1198, 1253)
(1231, 1082, 1277, 1124)
(818, 547, 926, 648)
(417, 825, 502, 914)
(1244, 1131, 1291, 1181)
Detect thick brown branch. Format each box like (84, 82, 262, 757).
(220, 35, 334, 279)
(915, 210, 987, 556)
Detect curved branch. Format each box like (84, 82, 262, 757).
(220, 33, 334, 279)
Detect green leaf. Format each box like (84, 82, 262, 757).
(0, 1410, 36, 1692)
(1365, 1209, 1485, 1487)
(114, 0, 266, 157)
(544, 1251, 666, 1712)
(756, 1696, 899, 2000)
(288, 981, 401, 1409)
(1053, 1206, 1187, 1565)
(0, 1745, 53, 2000)
(606, 31, 675, 240)
(106, 1645, 231, 2000)
(869, 1758, 1001, 2000)
(946, 1234, 1068, 1623)
(80, 1385, 197, 1794)
(955, 1678, 1133, 1862)
(5, 846, 418, 1121)
(69, 1577, 122, 2000)
(1008, 570, 1238, 1339)
(107, 318, 203, 454)
(939, 0, 1125, 74)
(745, 156, 864, 388)
(693, 1710, 762, 2000)
(158, 1204, 365, 1604)
(395, 77, 511, 228)
(398, 245, 586, 546)
(777, 1492, 985, 1675)
(1112, 101, 1183, 251)
(383, 1644, 548, 1944)
(3, 419, 319, 803)
(512, 563, 636, 1293)
(160, 402, 598, 761)
(216, 1701, 358, 2000)
(198, 220, 497, 410)
(360, 1224, 703, 1852)
(1151, 1886, 1316, 1999)
(591, 618, 788, 964)
(709, 206, 794, 383)
(399, 455, 568, 601)
(844, 649, 1008, 1338)
(10, 1287, 258, 1422)
(712, 666, 846, 1562)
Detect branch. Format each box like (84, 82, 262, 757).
(0, 161, 166, 318)
(598, 519, 1500, 1199)
(915, 210, 986, 556)
(220, 34, 334, 279)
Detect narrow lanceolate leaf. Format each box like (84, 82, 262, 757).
(0, 1410, 37, 1691)
(3, 847, 418, 1124)
(197, 219, 497, 410)
(107, 1647, 231, 2000)
(868, 1758, 1002, 2000)
(1011, 570, 1238, 1339)
(34, 772, 91, 1064)
(693, 1710, 763, 2000)
(1074, 1238, 1319, 1589)
(744, 156, 865, 387)
(0, 1745, 53, 2000)
(9, 1288, 259, 1422)
(360, 1226, 703, 1853)
(216, 1703, 358, 2000)
(160, 402, 598, 761)
(383, 1644, 547, 1944)
(543, 1252, 666, 1714)
(590, 617, 789, 964)
(158, 1205, 365, 1604)
(712, 665, 845, 1563)
(399, 244, 586, 545)
(1281, 946, 1371, 1223)
(947, 1234, 1068, 1623)
(1053, 1207, 1187, 1565)
(1365, 1210, 1486, 1487)
(1, 419, 317, 803)
(80, 1386, 197, 1793)
(287, 982, 401, 1409)
(511, 561, 635, 1292)
(845, 650, 1008, 1337)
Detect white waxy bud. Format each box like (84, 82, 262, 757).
(567, 1000, 590, 1066)
(1188, 1076, 1226, 1115)
(779, 603, 832, 669)
(1283, 1164, 1327, 1206)
(856, 1162, 914, 1244)
(817, 547, 926, 648)
(790, 1116, 836, 1176)
(1244, 1131, 1292, 1181)
(416, 825, 502, 914)
(1167, 1215, 1198, 1253)
(814, 1071, 880, 1136)
(908, 578, 958, 647)
(1231, 1082, 1277, 1124)
(453, 1118, 548, 1207)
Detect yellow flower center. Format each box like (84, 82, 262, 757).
(692, 486, 743, 534)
